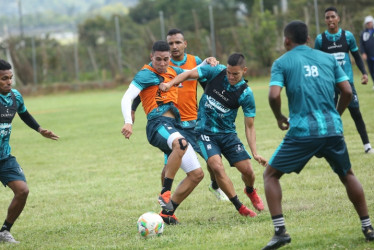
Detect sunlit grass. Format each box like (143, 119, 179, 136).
(0, 78, 372, 249)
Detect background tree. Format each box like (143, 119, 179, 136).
(1, 0, 373, 87)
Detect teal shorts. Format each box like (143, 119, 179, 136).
(335, 84, 359, 108)
(146, 116, 184, 155)
(0, 155, 26, 187)
(164, 120, 200, 164)
(179, 121, 200, 154)
(269, 136, 351, 176)
(197, 133, 251, 166)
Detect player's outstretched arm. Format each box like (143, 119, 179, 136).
(351, 50, 368, 84)
(38, 127, 59, 140)
(121, 123, 132, 139)
(19, 110, 59, 140)
(269, 86, 289, 131)
(159, 69, 199, 91)
(244, 117, 267, 167)
(121, 84, 140, 139)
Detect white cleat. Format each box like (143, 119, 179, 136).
(209, 184, 229, 201)
(0, 230, 20, 244)
(365, 148, 374, 154)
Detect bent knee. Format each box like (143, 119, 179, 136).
(188, 168, 204, 183)
(172, 137, 189, 155)
(16, 187, 29, 199)
(263, 165, 282, 180)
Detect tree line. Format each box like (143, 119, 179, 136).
(1, 0, 373, 86)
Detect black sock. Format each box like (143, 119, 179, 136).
(360, 216, 373, 230)
(245, 186, 254, 194)
(211, 180, 219, 190)
(162, 200, 179, 215)
(272, 214, 286, 235)
(161, 178, 173, 194)
(0, 220, 13, 232)
(229, 195, 243, 210)
(171, 200, 179, 211)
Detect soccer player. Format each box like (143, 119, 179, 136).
(262, 20, 374, 249)
(131, 28, 229, 201)
(159, 53, 267, 217)
(0, 59, 59, 243)
(360, 15, 374, 89)
(315, 6, 374, 154)
(121, 40, 205, 225)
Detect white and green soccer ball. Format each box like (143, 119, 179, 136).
(137, 212, 164, 238)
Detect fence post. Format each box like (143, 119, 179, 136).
(74, 30, 80, 81)
(159, 11, 165, 40)
(31, 36, 37, 84)
(115, 16, 123, 73)
(209, 5, 216, 57)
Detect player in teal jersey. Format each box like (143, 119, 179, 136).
(262, 21, 374, 250)
(315, 6, 373, 154)
(0, 59, 59, 244)
(131, 28, 229, 202)
(160, 53, 267, 218)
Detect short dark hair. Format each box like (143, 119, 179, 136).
(152, 40, 170, 54)
(0, 59, 12, 71)
(284, 21, 308, 44)
(227, 53, 245, 67)
(324, 6, 338, 14)
(167, 28, 184, 37)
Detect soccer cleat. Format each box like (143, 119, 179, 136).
(238, 204, 257, 217)
(0, 230, 20, 244)
(365, 148, 374, 154)
(158, 191, 174, 212)
(159, 212, 180, 225)
(363, 227, 374, 241)
(262, 232, 291, 250)
(208, 184, 229, 201)
(244, 188, 265, 211)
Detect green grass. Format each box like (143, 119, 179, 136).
(0, 78, 373, 249)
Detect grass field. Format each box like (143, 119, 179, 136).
(0, 76, 373, 249)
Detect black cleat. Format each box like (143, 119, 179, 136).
(363, 227, 374, 241)
(159, 212, 180, 225)
(262, 232, 291, 250)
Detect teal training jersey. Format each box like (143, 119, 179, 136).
(0, 89, 27, 160)
(270, 45, 349, 138)
(196, 64, 256, 134)
(315, 28, 358, 83)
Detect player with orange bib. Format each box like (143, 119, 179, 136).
(121, 41, 205, 225)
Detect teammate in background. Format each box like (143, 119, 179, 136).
(360, 15, 374, 89)
(0, 59, 59, 243)
(315, 6, 374, 154)
(263, 20, 374, 250)
(131, 28, 229, 201)
(121, 41, 210, 225)
(160, 53, 267, 217)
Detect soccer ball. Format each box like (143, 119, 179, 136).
(137, 212, 164, 237)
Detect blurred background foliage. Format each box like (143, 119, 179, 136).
(0, 0, 373, 86)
